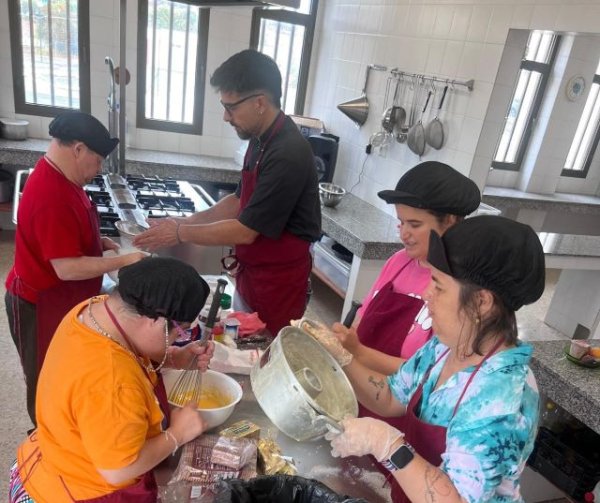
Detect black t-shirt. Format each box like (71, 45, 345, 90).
(236, 115, 321, 242)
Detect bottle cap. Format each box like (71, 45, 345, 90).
(220, 293, 232, 310)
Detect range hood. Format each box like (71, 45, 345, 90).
(175, 0, 299, 7)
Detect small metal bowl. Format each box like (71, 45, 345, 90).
(115, 220, 148, 237)
(115, 220, 149, 252)
(319, 183, 346, 208)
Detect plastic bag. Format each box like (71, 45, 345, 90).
(211, 436, 257, 470)
(211, 475, 368, 503)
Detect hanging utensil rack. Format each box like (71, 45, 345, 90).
(390, 69, 474, 91)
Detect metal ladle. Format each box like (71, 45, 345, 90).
(382, 78, 401, 133)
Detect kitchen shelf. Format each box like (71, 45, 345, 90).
(312, 265, 346, 299)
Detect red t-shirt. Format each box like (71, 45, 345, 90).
(5, 157, 98, 303)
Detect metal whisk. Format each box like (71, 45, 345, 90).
(168, 349, 203, 407)
(168, 278, 227, 407)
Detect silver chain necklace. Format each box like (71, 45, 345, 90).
(87, 299, 156, 374)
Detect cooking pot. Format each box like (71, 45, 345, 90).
(0, 118, 29, 140)
(250, 326, 358, 442)
(0, 169, 14, 203)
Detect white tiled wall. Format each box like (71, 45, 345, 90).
(3, 0, 600, 205)
(305, 0, 600, 214)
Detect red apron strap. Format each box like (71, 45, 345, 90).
(451, 337, 505, 417)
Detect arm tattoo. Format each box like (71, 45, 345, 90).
(367, 375, 386, 400)
(424, 464, 454, 502)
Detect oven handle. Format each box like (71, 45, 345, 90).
(12, 168, 33, 225)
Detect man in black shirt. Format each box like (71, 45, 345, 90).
(134, 50, 321, 335)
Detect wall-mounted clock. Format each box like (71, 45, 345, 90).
(566, 75, 586, 101)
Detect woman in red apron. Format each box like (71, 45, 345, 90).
(10, 257, 215, 503)
(326, 217, 546, 502)
(338, 161, 481, 368)
(329, 162, 480, 494)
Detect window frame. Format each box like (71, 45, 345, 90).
(561, 73, 600, 179)
(492, 35, 560, 172)
(8, 0, 91, 117)
(249, 0, 318, 115)
(136, 0, 209, 135)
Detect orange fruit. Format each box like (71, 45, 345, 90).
(590, 347, 600, 358)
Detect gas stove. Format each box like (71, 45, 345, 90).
(85, 174, 213, 237)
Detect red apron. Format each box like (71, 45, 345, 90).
(392, 340, 503, 503)
(64, 472, 157, 503)
(356, 260, 424, 431)
(356, 262, 424, 486)
(36, 203, 103, 371)
(234, 113, 312, 336)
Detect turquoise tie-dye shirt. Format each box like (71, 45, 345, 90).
(388, 336, 539, 502)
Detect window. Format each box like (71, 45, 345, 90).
(250, 0, 318, 115)
(137, 0, 209, 134)
(492, 31, 559, 171)
(8, 0, 91, 117)
(562, 62, 600, 178)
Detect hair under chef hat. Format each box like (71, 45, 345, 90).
(377, 161, 481, 216)
(427, 215, 545, 311)
(117, 256, 210, 323)
(49, 111, 119, 158)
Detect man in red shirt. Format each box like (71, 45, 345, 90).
(4, 111, 146, 425)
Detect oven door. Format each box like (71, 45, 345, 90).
(12, 168, 33, 224)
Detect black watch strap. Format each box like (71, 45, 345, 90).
(381, 442, 415, 472)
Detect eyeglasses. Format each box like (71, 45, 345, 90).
(220, 93, 263, 113)
(172, 320, 191, 339)
(172, 320, 200, 342)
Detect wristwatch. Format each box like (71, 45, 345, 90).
(381, 442, 415, 472)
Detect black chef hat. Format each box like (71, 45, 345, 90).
(117, 257, 210, 323)
(378, 161, 481, 216)
(49, 111, 119, 158)
(427, 216, 545, 311)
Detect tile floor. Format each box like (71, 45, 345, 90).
(0, 229, 568, 500)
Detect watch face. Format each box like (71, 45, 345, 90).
(390, 444, 415, 470)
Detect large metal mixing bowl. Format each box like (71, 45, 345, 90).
(319, 183, 346, 208)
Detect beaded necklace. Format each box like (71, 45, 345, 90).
(87, 297, 158, 374)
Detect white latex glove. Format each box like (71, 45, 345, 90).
(325, 417, 404, 461)
(291, 318, 353, 367)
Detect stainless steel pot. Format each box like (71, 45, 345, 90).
(0, 169, 14, 203)
(0, 118, 29, 140)
(250, 326, 358, 442)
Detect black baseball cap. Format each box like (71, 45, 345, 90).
(427, 216, 545, 311)
(49, 111, 119, 158)
(378, 161, 481, 216)
(118, 257, 210, 323)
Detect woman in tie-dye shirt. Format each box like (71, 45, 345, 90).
(324, 216, 545, 502)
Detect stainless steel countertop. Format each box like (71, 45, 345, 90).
(155, 373, 390, 502)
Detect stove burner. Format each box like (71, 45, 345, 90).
(86, 190, 113, 207)
(136, 195, 196, 213)
(86, 176, 106, 192)
(98, 212, 120, 237)
(126, 175, 181, 193)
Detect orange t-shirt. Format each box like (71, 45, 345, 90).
(17, 298, 164, 502)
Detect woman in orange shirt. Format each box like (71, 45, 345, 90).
(10, 257, 214, 502)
